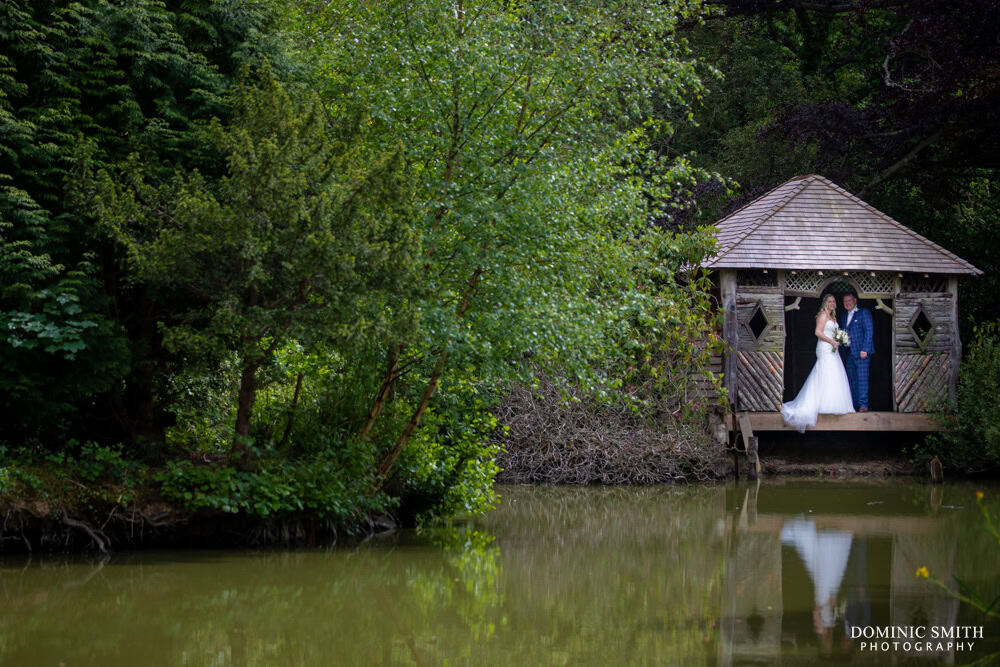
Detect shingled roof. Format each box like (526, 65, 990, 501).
(705, 174, 982, 275)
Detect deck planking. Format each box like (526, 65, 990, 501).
(733, 411, 943, 432)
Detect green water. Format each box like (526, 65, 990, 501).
(2, 481, 999, 666)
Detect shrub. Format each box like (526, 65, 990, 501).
(923, 322, 1000, 472)
(397, 379, 501, 522)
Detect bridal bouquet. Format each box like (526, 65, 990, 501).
(832, 328, 850, 352)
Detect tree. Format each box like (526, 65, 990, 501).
(663, 1, 1000, 324)
(292, 0, 720, 486)
(0, 0, 292, 445)
(676, 0, 1000, 192)
(94, 73, 418, 453)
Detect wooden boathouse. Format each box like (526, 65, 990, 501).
(704, 175, 981, 465)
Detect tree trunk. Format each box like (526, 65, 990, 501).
(235, 288, 261, 445)
(373, 351, 448, 483)
(234, 361, 258, 465)
(860, 129, 942, 196)
(361, 344, 402, 438)
(122, 291, 158, 447)
(370, 268, 483, 491)
(134, 294, 157, 441)
(278, 371, 306, 450)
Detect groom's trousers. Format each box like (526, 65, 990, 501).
(845, 355, 870, 409)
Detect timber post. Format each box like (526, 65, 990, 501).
(721, 270, 739, 405)
(738, 412, 760, 480)
(948, 276, 960, 404)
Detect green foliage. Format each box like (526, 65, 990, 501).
(93, 71, 418, 439)
(600, 231, 724, 418)
(0, 185, 130, 432)
(399, 379, 502, 522)
(872, 175, 1000, 336)
(291, 0, 721, 488)
(44, 441, 136, 484)
(0, 440, 143, 510)
(0, 0, 289, 443)
(163, 357, 241, 456)
(922, 323, 1000, 472)
(296, 0, 717, 376)
(155, 448, 392, 521)
(0, 465, 43, 498)
(917, 491, 1000, 624)
(3, 0, 730, 533)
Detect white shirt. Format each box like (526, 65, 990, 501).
(846, 307, 858, 326)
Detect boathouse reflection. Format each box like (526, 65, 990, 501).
(719, 481, 959, 665)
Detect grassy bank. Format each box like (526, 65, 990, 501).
(0, 445, 398, 554)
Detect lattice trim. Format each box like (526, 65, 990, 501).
(782, 271, 894, 296)
(783, 271, 824, 293)
(849, 271, 894, 295)
(736, 269, 778, 287)
(901, 274, 947, 293)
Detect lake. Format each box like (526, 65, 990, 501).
(2, 480, 999, 665)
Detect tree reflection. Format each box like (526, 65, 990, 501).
(1, 483, 998, 666)
(0, 486, 728, 666)
(719, 481, 1000, 665)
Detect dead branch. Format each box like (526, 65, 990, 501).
(62, 513, 111, 555)
(494, 376, 728, 484)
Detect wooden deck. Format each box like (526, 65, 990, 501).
(734, 411, 943, 432)
(746, 513, 942, 537)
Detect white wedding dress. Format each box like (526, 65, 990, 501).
(780, 318, 855, 432)
(780, 518, 853, 628)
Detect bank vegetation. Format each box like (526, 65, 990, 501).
(4, 0, 1000, 552)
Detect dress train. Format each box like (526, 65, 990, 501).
(780, 319, 855, 432)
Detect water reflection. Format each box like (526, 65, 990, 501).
(0, 481, 997, 666)
(718, 480, 994, 665)
(781, 518, 853, 641)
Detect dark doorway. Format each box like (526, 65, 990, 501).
(783, 296, 894, 411)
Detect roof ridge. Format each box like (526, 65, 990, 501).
(810, 176, 982, 275)
(717, 175, 817, 264)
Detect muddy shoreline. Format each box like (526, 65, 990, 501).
(0, 445, 949, 555)
(0, 498, 397, 555)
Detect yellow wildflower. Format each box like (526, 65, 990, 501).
(976, 490, 984, 501)
(915, 567, 930, 579)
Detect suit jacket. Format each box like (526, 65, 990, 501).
(839, 307, 874, 359)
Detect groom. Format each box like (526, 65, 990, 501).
(839, 292, 874, 412)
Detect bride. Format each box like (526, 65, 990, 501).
(781, 294, 855, 431)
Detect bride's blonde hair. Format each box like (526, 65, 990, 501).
(816, 293, 837, 319)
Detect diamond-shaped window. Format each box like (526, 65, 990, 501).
(910, 308, 933, 344)
(748, 304, 769, 340)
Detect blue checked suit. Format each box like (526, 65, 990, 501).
(839, 307, 874, 409)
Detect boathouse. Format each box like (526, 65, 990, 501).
(706, 174, 981, 437)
